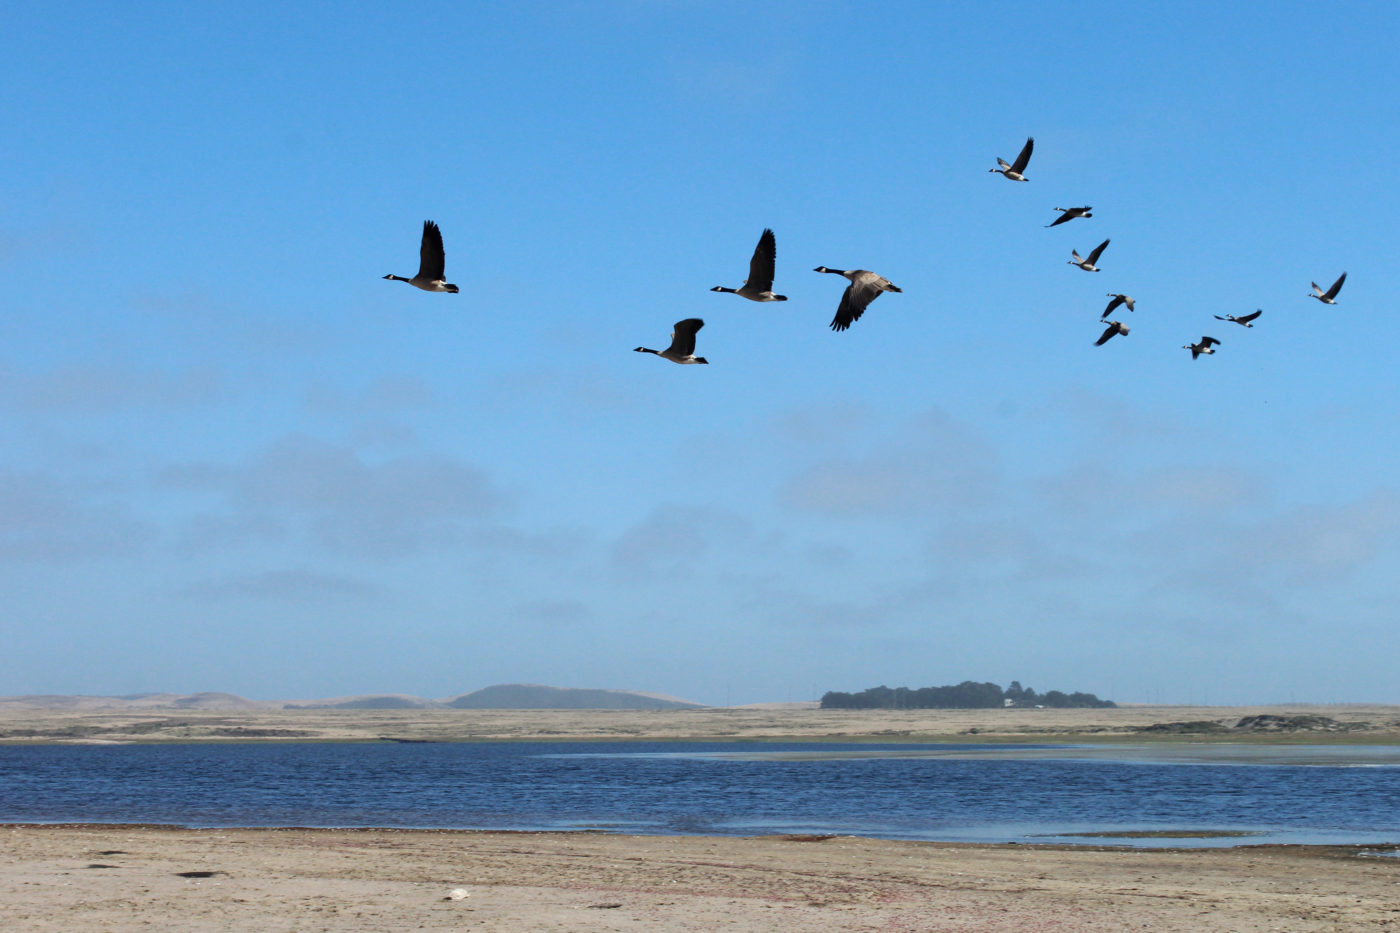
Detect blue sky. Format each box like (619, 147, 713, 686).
(3, 2, 1398, 705)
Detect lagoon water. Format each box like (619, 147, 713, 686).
(2, 741, 1398, 847)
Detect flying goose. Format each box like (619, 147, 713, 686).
(814, 266, 903, 331)
(989, 137, 1034, 181)
(634, 318, 708, 364)
(1095, 320, 1130, 346)
(1046, 206, 1092, 227)
(1184, 336, 1220, 359)
(1069, 239, 1110, 271)
(1309, 272, 1347, 304)
(1214, 309, 1262, 328)
(711, 228, 787, 302)
(1102, 293, 1135, 319)
(383, 221, 459, 293)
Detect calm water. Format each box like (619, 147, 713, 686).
(2, 742, 1398, 847)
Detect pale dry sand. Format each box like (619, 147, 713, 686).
(4, 825, 1398, 932)
(3, 703, 1399, 744)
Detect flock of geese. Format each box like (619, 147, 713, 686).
(383, 138, 1350, 366)
(988, 135, 1351, 358)
(383, 218, 904, 365)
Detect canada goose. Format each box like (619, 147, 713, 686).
(989, 137, 1034, 181)
(814, 266, 903, 331)
(1184, 336, 1220, 359)
(1102, 293, 1135, 319)
(383, 220, 459, 293)
(634, 318, 708, 364)
(1309, 272, 1347, 304)
(1095, 320, 1130, 346)
(1069, 239, 1110, 271)
(1045, 206, 1092, 227)
(711, 228, 786, 302)
(1214, 309, 1262, 328)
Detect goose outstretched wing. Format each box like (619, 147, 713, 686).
(667, 318, 704, 356)
(1325, 272, 1347, 300)
(1095, 322, 1126, 345)
(1011, 136, 1034, 173)
(418, 220, 447, 281)
(746, 229, 777, 292)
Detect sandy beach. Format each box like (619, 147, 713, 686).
(4, 824, 1399, 932)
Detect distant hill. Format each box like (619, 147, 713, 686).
(0, 692, 277, 711)
(444, 684, 705, 710)
(286, 695, 443, 710)
(171, 692, 270, 709)
(0, 685, 707, 711)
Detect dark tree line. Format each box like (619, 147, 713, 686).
(819, 680, 1115, 710)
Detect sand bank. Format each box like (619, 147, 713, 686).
(4, 824, 1398, 932)
(2, 703, 1398, 745)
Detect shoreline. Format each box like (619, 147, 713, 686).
(6, 820, 1400, 847)
(4, 824, 1397, 931)
(6, 820, 1399, 850)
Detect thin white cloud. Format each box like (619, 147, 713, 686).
(514, 599, 589, 627)
(779, 408, 999, 517)
(182, 569, 380, 602)
(926, 518, 1089, 585)
(174, 513, 288, 553)
(0, 470, 156, 561)
(133, 290, 332, 356)
(1138, 466, 1265, 513)
(0, 362, 221, 413)
(300, 375, 436, 416)
(159, 435, 508, 558)
(463, 526, 590, 561)
(344, 420, 421, 451)
(482, 366, 642, 415)
(612, 505, 752, 575)
(1225, 490, 1400, 584)
(1036, 386, 1192, 448)
(767, 403, 878, 451)
(1036, 463, 1265, 523)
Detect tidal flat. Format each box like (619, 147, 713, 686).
(1, 703, 1397, 745)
